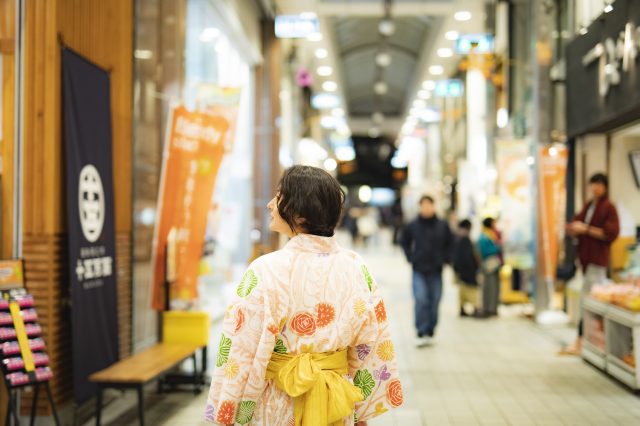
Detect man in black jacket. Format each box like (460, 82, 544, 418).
(401, 195, 454, 347)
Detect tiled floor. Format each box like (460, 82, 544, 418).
(88, 236, 640, 426)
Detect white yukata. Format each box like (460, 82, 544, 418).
(205, 234, 403, 425)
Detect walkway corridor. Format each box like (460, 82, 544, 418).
(94, 236, 640, 426)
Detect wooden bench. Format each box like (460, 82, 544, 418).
(89, 343, 205, 426)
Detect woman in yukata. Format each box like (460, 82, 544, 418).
(205, 165, 403, 426)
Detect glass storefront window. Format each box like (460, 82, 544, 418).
(133, 0, 254, 349)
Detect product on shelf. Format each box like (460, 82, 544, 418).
(590, 283, 640, 312)
(3, 353, 50, 371)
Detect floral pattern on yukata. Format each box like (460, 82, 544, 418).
(205, 234, 403, 425)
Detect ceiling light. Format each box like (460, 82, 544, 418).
(324, 158, 338, 171)
(378, 19, 396, 36)
(307, 32, 323, 42)
(320, 116, 337, 129)
(579, 27, 588, 35)
(604, 4, 613, 13)
(422, 80, 436, 90)
(331, 108, 345, 117)
(413, 99, 427, 109)
(315, 48, 328, 59)
(311, 93, 341, 109)
(199, 27, 220, 42)
(368, 127, 381, 138)
(335, 146, 356, 161)
(437, 48, 453, 58)
(375, 52, 392, 67)
(359, 185, 373, 203)
(372, 112, 385, 124)
(429, 65, 444, 76)
(317, 66, 333, 76)
(374, 81, 388, 95)
(418, 90, 431, 100)
(445, 31, 459, 41)
(322, 81, 338, 92)
(454, 11, 472, 22)
(526, 156, 535, 166)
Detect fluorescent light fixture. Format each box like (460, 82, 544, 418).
(324, 158, 338, 171)
(307, 32, 323, 42)
(322, 81, 338, 92)
(199, 27, 220, 42)
(315, 48, 328, 59)
(437, 48, 453, 58)
(429, 65, 444, 76)
(311, 93, 341, 109)
(134, 49, 153, 60)
(422, 80, 436, 90)
(418, 90, 431, 100)
(331, 108, 345, 117)
(445, 31, 459, 41)
(320, 116, 337, 129)
(374, 81, 388, 95)
(419, 108, 442, 123)
(413, 99, 427, 109)
(300, 12, 317, 20)
(317, 66, 333, 76)
(454, 11, 472, 22)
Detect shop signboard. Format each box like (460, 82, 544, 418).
(566, 0, 640, 136)
(495, 140, 535, 269)
(62, 48, 119, 404)
(275, 14, 319, 39)
(537, 145, 569, 283)
(151, 106, 229, 310)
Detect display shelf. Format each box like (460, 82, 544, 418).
(607, 357, 638, 389)
(584, 297, 609, 315)
(583, 342, 607, 370)
(583, 297, 640, 390)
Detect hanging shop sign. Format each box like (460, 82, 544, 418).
(275, 14, 320, 39)
(495, 140, 535, 269)
(566, 0, 640, 136)
(62, 48, 119, 404)
(455, 34, 494, 54)
(151, 106, 229, 310)
(537, 145, 568, 283)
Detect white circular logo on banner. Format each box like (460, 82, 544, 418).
(78, 164, 105, 243)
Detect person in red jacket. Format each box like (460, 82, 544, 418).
(561, 173, 620, 355)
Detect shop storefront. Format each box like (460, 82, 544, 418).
(566, 0, 640, 388)
(132, 0, 261, 350)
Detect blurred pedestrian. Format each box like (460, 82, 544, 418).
(478, 217, 503, 317)
(401, 195, 454, 347)
(561, 173, 619, 355)
(453, 219, 480, 317)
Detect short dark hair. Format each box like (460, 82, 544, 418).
(419, 195, 435, 205)
(459, 219, 472, 230)
(277, 165, 345, 237)
(589, 173, 608, 188)
(482, 217, 495, 229)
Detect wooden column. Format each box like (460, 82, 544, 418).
(22, 0, 133, 414)
(253, 20, 281, 255)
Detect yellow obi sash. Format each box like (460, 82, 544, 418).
(266, 348, 364, 426)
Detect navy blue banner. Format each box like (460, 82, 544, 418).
(62, 48, 119, 404)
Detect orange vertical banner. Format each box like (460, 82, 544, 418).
(537, 145, 568, 282)
(151, 106, 229, 310)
